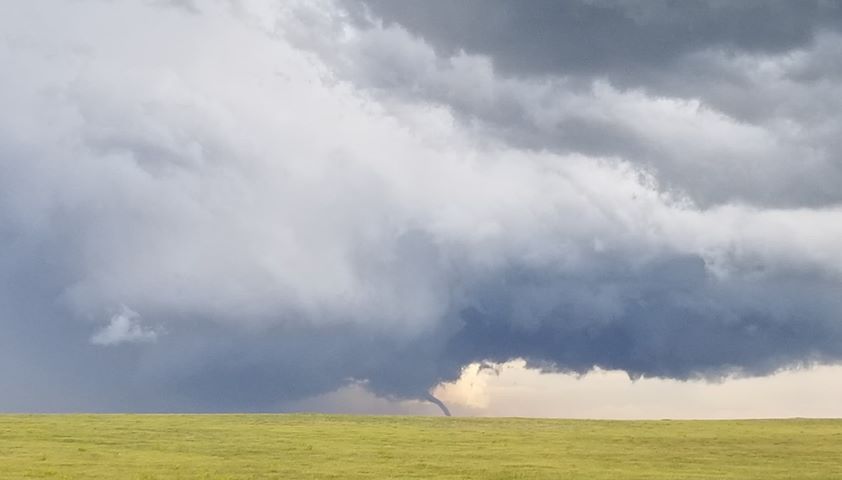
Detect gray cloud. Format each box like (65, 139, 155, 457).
(346, 0, 842, 80)
(332, 1, 842, 208)
(1, 0, 842, 413)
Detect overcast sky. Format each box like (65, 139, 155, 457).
(2, 0, 842, 416)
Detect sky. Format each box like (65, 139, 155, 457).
(1, 0, 842, 417)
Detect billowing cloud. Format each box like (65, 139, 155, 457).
(91, 306, 159, 346)
(1, 0, 841, 412)
(344, 0, 842, 79)
(337, 0, 842, 207)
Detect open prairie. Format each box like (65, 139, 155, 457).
(1, 415, 840, 479)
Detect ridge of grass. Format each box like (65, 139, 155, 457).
(1, 415, 841, 479)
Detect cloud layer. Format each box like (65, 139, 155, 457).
(1, 0, 841, 412)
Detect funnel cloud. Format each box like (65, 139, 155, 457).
(424, 393, 452, 417)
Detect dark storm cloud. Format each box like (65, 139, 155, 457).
(346, 0, 842, 80)
(447, 255, 842, 380)
(330, 0, 842, 208)
(2, 0, 842, 414)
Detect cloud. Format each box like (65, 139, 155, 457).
(434, 361, 842, 419)
(345, 0, 842, 80)
(91, 307, 159, 346)
(1, 0, 841, 412)
(331, 1, 842, 208)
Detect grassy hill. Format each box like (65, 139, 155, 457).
(1, 415, 840, 479)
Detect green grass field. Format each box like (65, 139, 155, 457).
(1, 415, 841, 479)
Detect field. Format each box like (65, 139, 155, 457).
(1, 415, 841, 479)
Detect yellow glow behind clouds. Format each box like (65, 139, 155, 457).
(432, 360, 842, 419)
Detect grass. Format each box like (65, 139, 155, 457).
(1, 415, 841, 479)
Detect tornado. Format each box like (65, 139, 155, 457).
(424, 392, 452, 417)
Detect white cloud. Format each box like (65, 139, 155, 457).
(91, 307, 158, 346)
(435, 361, 842, 419)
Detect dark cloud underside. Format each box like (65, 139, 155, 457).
(349, 0, 842, 79)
